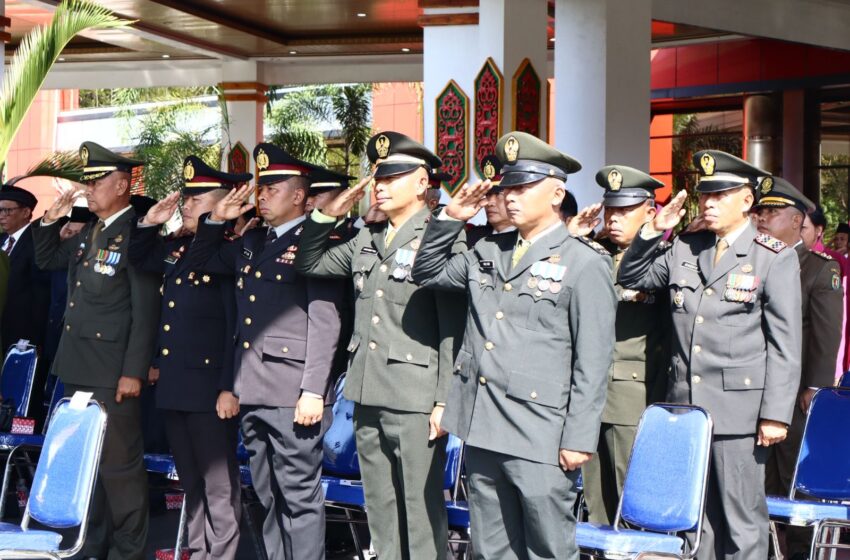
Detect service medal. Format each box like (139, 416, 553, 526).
(538, 279, 551, 292)
(527, 277, 539, 289)
(549, 282, 561, 294)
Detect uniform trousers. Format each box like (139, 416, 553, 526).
(353, 404, 447, 560)
(582, 423, 636, 525)
(698, 435, 769, 560)
(465, 446, 580, 560)
(164, 411, 241, 560)
(64, 383, 148, 560)
(240, 405, 330, 560)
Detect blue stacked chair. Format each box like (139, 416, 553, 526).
(838, 371, 850, 388)
(0, 395, 107, 558)
(0, 343, 38, 419)
(576, 404, 713, 559)
(767, 387, 850, 560)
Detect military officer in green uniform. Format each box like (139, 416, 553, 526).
(412, 132, 616, 560)
(33, 142, 160, 560)
(570, 165, 669, 525)
(617, 150, 802, 560)
(755, 176, 843, 560)
(295, 131, 466, 560)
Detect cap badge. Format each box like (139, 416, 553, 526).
(183, 160, 195, 181)
(607, 169, 623, 191)
(505, 136, 519, 163)
(760, 177, 774, 195)
(376, 134, 391, 158)
(256, 149, 270, 171)
(80, 146, 89, 166)
(483, 160, 496, 180)
(700, 153, 716, 176)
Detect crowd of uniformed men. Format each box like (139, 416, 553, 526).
(0, 122, 841, 560)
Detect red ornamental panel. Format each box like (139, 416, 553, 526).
(435, 80, 469, 195)
(512, 58, 541, 138)
(227, 141, 249, 186)
(474, 58, 503, 179)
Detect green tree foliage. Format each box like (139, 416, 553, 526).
(79, 87, 217, 109)
(820, 153, 850, 240)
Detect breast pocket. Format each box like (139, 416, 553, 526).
(669, 270, 701, 314)
(517, 279, 563, 331)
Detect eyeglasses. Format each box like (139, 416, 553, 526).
(0, 207, 23, 216)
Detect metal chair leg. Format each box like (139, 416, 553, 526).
(343, 509, 366, 560)
(769, 520, 784, 560)
(174, 493, 187, 559)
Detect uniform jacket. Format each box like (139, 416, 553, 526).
(129, 224, 237, 412)
(188, 215, 342, 407)
(1, 226, 50, 348)
(411, 218, 616, 465)
(295, 207, 467, 414)
(618, 222, 802, 435)
(0, 252, 8, 350)
(797, 243, 843, 388)
(32, 210, 161, 388)
(603, 240, 669, 426)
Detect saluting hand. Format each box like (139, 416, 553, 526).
(757, 419, 788, 447)
(321, 177, 370, 218)
(142, 191, 181, 226)
(648, 189, 688, 235)
(216, 391, 240, 419)
(428, 405, 447, 441)
(559, 449, 592, 472)
(294, 395, 324, 427)
(568, 203, 603, 237)
(445, 180, 492, 222)
(211, 184, 254, 222)
(115, 376, 142, 403)
(44, 182, 82, 223)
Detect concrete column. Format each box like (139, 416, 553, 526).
(743, 93, 781, 174)
(218, 61, 266, 174)
(554, 0, 651, 209)
(782, 90, 805, 189)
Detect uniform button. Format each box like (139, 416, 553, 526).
(175, 278, 182, 285)
(744, 377, 751, 386)
(368, 341, 377, 350)
(163, 324, 170, 332)
(530, 391, 538, 399)
(372, 315, 380, 324)
(204, 358, 210, 364)
(693, 375, 701, 384)
(255, 271, 262, 278)
(484, 341, 494, 350)
(632, 372, 638, 379)
(705, 288, 714, 296)
(194, 280, 200, 286)
(679, 278, 687, 285)
(162, 348, 169, 356)
(83, 261, 89, 267)
(380, 264, 388, 273)
(65, 324, 71, 331)
(479, 376, 487, 385)
(693, 345, 701, 354)
(405, 353, 413, 361)
(168, 301, 175, 308)
(243, 341, 250, 349)
(695, 316, 704, 324)
(479, 278, 488, 285)
(504, 283, 513, 292)
(376, 289, 384, 298)
(96, 332, 102, 338)
(69, 301, 75, 308)
(76, 281, 81, 287)
(276, 274, 282, 281)
(495, 311, 504, 320)
(282, 347, 289, 353)
(249, 295, 256, 302)
(244, 317, 252, 325)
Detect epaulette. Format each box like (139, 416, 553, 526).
(812, 250, 833, 261)
(576, 235, 610, 256)
(223, 229, 240, 242)
(293, 225, 304, 237)
(657, 240, 671, 250)
(754, 233, 786, 253)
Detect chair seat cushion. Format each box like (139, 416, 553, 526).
(0, 433, 45, 448)
(144, 454, 178, 478)
(447, 500, 469, 529)
(321, 476, 365, 506)
(767, 496, 850, 523)
(576, 522, 684, 555)
(0, 528, 63, 551)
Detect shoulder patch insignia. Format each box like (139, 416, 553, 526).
(832, 272, 841, 291)
(812, 250, 833, 261)
(754, 233, 786, 253)
(577, 236, 610, 256)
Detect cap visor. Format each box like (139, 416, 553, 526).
(374, 162, 422, 179)
(498, 172, 547, 188)
(696, 180, 753, 194)
(602, 193, 653, 208)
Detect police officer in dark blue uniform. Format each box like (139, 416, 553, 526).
(129, 155, 249, 559)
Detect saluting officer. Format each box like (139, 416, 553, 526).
(33, 142, 160, 560)
(617, 150, 803, 560)
(465, 155, 515, 247)
(754, 177, 843, 560)
(571, 166, 669, 525)
(129, 156, 251, 560)
(411, 131, 616, 560)
(295, 131, 466, 560)
(187, 143, 342, 560)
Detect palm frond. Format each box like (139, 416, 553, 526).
(6, 150, 84, 185)
(0, 0, 132, 168)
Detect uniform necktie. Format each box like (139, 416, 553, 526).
(385, 228, 396, 247)
(512, 239, 531, 268)
(87, 220, 104, 257)
(266, 228, 278, 243)
(613, 251, 625, 271)
(714, 238, 729, 265)
(3, 236, 14, 255)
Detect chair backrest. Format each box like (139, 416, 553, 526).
(1, 344, 38, 417)
(444, 434, 464, 492)
(617, 404, 713, 533)
(25, 397, 106, 529)
(322, 376, 360, 476)
(792, 387, 850, 501)
(838, 371, 850, 389)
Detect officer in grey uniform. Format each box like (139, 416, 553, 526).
(755, 176, 843, 560)
(617, 150, 803, 560)
(295, 131, 466, 560)
(33, 141, 161, 560)
(411, 131, 616, 560)
(578, 166, 669, 525)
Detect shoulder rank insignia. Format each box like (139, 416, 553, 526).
(754, 233, 786, 253)
(813, 250, 833, 261)
(577, 236, 610, 256)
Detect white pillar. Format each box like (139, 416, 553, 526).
(219, 61, 266, 174)
(554, 0, 651, 209)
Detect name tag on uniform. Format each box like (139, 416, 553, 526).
(360, 246, 378, 255)
(242, 248, 253, 260)
(164, 255, 178, 264)
(680, 261, 699, 271)
(478, 260, 494, 271)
